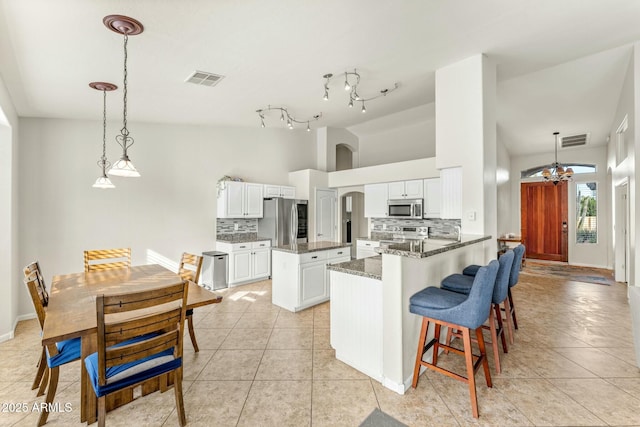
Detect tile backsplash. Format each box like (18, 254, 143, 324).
(216, 219, 257, 237)
(370, 218, 462, 239)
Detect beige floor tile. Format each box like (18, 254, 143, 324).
(553, 347, 640, 378)
(234, 310, 279, 329)
(597, 346, 640, 367)
(495, 378, 605, 426)
(181, 349, 215, 381)
(550, 378, 640, 425)
(0, 350, 42, 382)
(185, 328, 231, 350)
(198, 349, 264, 380)
(267, 328, 313, 349)
(219, 328, 272, 350)
(14, 380, 82, 427)
(274, 309, 314, 328)
(505, 347, 597, 378)
(313, 310, 330, 328)
(312, 379, 378, 427)
(163, 380, 251, 427)
(255, 349, 312, 380)
(605, 377, 640, 399)
(195, 310, 243, 328)
(313, 328, 331, 350)
(313, 349, 369, 380)
(237, 380, 311, 427)
(372, 379, 460, 427)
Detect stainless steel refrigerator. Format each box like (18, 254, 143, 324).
(258, 198, 308, 247)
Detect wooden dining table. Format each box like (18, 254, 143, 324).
(41, 264, 222, 425)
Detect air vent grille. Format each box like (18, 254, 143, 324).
(561, 133, 588, 148)
(185, 71, 224, 87)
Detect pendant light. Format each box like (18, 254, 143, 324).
(542, 132, 574, 185)
(104, 15, 143, 178)
(90, 82, 117, 189)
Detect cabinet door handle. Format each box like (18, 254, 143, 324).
(337, 251, 343, 255)
(240, 245, 247, 248)
(311, 256, 318, 259)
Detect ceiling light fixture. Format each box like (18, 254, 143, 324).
(256, 105, 322, 131)
(90, 82, 117, 189)
(322, 69, 399, 112)
(542, 132, 574, 185)
(104, 15, 143, 178)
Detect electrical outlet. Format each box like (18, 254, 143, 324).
(382, 224, 387, 230)
(467, 211, 476, 221)
(234, 223, 239, 231)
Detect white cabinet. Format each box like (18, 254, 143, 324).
(440, 167, 462, 219)
(388, 180, 423, 199)
(356, 239, 380, 259)
(364, 183, 388, 218)
(217, 182, 264, 218)
(264, 184, 296, 199)
(271, 246, 351, 312)
(423, 178, 441, 218)
(216, 240, 271, 286)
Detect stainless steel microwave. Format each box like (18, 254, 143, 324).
(387, 199, 423, 219)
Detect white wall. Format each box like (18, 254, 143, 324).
(0, 73, 19, 341)
(316, 127, 359, 172)
(510, 145, 610, 268)
(608, 44, 637, 284)
(17, 118, 316, 317)
(348, 104, 435, 168)
(496, 135, 512, 237)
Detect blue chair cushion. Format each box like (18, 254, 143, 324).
(46, 337, 81, 368)
(462, 264, 481, 277)
(186, 308, 193, 316)
(440, 274, 474, 294)
(410, 286, 468, 312)
(84, 334, 181, 398)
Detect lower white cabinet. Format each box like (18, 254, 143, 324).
(272, 246, 351, 312)
(356, 239, 380, 259)
(216, 240, 271, 286)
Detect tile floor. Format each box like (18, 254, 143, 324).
(1, 266, 640, 426)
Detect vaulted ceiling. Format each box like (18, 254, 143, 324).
(1, 0, 639, 156)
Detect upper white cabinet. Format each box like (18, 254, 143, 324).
(423, 178, 441, 218)
(364, 183, 388, 218)
(388, 180, 423, 199)
(440, 167, 462, 219)
(217, 182, 264, 218)
(264, 184, 296, 199)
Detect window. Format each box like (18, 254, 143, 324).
(576, 182, 597, 244)
(521, 164, 596, 179)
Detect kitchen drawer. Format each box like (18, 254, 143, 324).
(298, 251, 327, 264)
(230, 242, 252, 251)
(357, 240, 380, 248)
(326, 247, 350, 260)
(252, 240, 271, 249)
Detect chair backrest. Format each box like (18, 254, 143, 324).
(23, 271, 47, 330)
(84, 248, 131, 272)
(23, 261, 48, 307)
(509, 244, 525, 287)
(178, 253, 203, 284)
(458, 259, 499, 329)
(492, 250, 514, 304)
(95, 281, 188, 387)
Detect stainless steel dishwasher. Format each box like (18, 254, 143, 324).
(201, 251, 228, 290)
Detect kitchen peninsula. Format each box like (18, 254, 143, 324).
(271, 242, 351, 312)
(327, 235, 491, 394)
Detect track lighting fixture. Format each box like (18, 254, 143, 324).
(322, 68, 399, 111)
(256, 105, 322, 130)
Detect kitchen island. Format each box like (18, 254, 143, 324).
(327, 235, 491, 394)
(271, 242, 351, 312)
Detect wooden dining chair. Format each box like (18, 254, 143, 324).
(84, 281, 189, 427)
(84, 247, 131, 272)
(178, 252, 203, 352)
(23, 261, 49, 394)
(24, 269, 81, 426)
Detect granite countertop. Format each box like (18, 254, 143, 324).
(272, 241, 352, 254)
(377, 235, 491, 259)
(216, 234, 271, 244)
(326, 256, 382, 280)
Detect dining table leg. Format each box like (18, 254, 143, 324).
(81, 334, 97, 424)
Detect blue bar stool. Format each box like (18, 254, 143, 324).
(440, 250, 515, 373)
(410, 260, 499, 419)
(461, 244, 525, 339)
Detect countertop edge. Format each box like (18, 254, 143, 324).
(377, 235, 492, 259)
(271, 242, 352, 254)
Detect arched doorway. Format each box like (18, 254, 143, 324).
(336, 144, 353, 171)
(340, 191, 365, 256)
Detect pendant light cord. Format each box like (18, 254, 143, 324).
(116, 33, 133, 150)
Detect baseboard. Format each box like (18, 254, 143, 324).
(0, 313, 37, 343)
(568, 262, 611, 270)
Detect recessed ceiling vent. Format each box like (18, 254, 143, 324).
(561, 133, 589, 148)
(185, 71, 224, 87)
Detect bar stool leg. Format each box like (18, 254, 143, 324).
(412, 317, 429, 388)
(495, 303, 508, 354)
(462, 327, 479, 418)
(476, 326, 492, 388)
(487, 309, 501, 374)
(508, 288, 518, 330)
(432, 324, 441, 365)
(502, 297, 515, 344)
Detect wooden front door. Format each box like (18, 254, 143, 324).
(521, 181, 568, 262)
